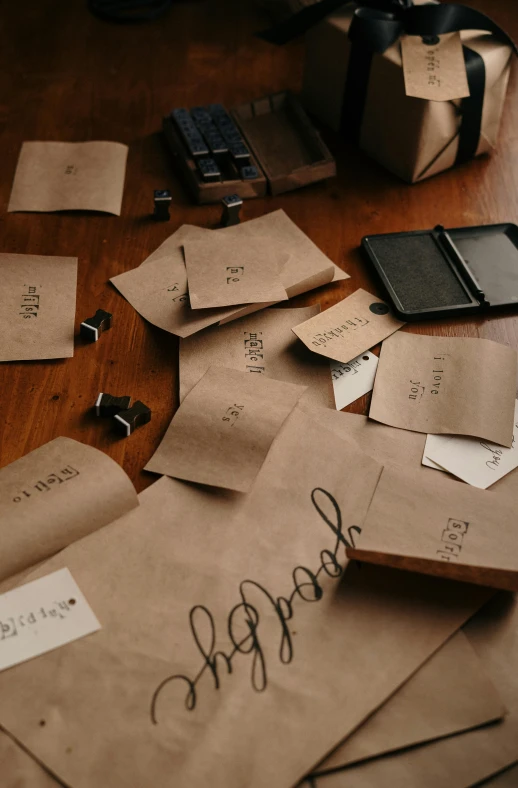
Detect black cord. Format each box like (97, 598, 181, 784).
(88, 0, 174, 23)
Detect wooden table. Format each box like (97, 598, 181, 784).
(0, 0, 516, 493)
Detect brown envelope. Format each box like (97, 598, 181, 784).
(0, 436, 138, 584)
(0, 409, 490, 788)
(184, 236, 289, 309)
(8, 141, 128, 215)
(0, 253, 77, 362)
(310, 591, 518, 788)
(348, 465, 518, 591)
(370, 333, 517, 447)
(145, 366, 307, 491)
(293, 289, 404, 364)
(179, 306, 333, 408)
(317, 631, 505, 774)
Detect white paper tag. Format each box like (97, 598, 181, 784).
(422, 434, 449, 471)
(331, 351, 379, 410)
(424, 401, 518, 488)
(0, 568, 101, 672)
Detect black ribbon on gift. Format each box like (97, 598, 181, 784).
(258, 1, 517, 167)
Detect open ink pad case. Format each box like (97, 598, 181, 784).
(361, 223, 518, 321)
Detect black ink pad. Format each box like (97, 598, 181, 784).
(362, 223, 518, 321)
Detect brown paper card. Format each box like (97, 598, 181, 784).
(318, 630, 505, 773)
(311, 589, 518, 788)
(0, 253, 77, 361)
(0, 729, 63, 788)
(293, 289, 404, 364)
(179, 306, 333, 408)
(8, 141, 128, 215)
(401, 32, 470, 102)
(0, 408, 490, 788)
(0, 436, 138, 584)
(370, 333, 517, 447)
(348, 465, 518, 591)
(145, 366, 306, 491)
(184, 236, 289, 309)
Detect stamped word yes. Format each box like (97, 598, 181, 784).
(167, 283, 188, 304)
(19, 285, 40, 319)
(437, 518, 469, 562)
(226, 266, 244, 284)
(222, 404, 244, 426)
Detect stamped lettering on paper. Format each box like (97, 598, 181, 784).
(401, 32, 470, 102)
(222, 404, 244, 426)
(19, 285, 40, 319)
(13, 465, 80, 503)
(244, 331, 265, 374)
(437, 518, 469, 562)
(167, 283, 188, 304)
(409, 355, 449, 401)
(226, 266, 244, 284)
(64, 164, 77, 175)
(311, 317, 370, 349)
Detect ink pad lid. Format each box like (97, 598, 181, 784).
(361, 223, 518, 321)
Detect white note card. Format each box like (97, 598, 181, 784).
(422, 434, 449, 472)
(423, 400, 518, 488)
(0, 568, 101, 672)
(331, 351, 379, 410)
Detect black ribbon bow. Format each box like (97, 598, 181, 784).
(259, 1, 516, 170)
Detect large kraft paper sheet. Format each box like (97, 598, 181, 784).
(293, 288, 404, 364)
(302, 1, 513, 183)
(0, 253, 77, 361)
(0, 409, 490, 788)
(8, 141, 128, 215)
(348, 465, 518, 591)
(370, 333, 517, 447)
(310, 592, 518, 788)
(145, 366, 306, 491)
(179, 306, 333, 408)
(0, 436, 138, 584)
(315, 630, 504, 774)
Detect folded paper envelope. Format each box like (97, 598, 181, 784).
(0, 409, 490, 788)
(370, 333, 517, 447)
(347, 465, 518, 591)
(179, 306, 333, 408)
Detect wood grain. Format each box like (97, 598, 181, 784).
(0, 0, 516, 492)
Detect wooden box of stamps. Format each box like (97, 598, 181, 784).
(162, 90, 336, 204)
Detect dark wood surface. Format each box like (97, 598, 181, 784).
(0, 0, 516, 493)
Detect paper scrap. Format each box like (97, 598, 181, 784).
(401, 32, 470, 102)
(184, 236, 288, 309)
(145, 366, 306, 491)
(0, 253, 77, 362)
(0, 408, 489, 788)
(348, 465, 518, 591)
(423, 401, 518, 488)
(8, 141, 128, 215)
(293, 289, 404, 364)
(422, 434, 448, 471)
(370, 333, 517, 447)
(331, 351, 378, 410)
(179, 306, 333, 408)
(0, 436, 138, 584)
(0, 568, 100, 672)
(316, 631, 505, 773)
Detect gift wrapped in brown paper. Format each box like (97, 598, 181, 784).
(260, 0, 516, 183)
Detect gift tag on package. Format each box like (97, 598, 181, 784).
(401, 32, 470, 102)
(0, 568, 100, 672)
(331, 351, 378, 410)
